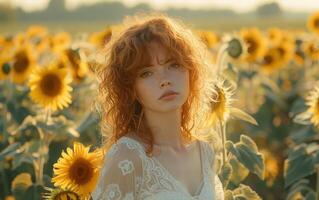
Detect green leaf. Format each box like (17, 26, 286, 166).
(305, 143, 319, 155)
(263, 86, 287, 109)
(225, 190, 235, 200)
(25, 140, 42, 154)
(240, 135, 258, 152)
(284, 144, 315, 188)
(76, 111, 99, 133)
(291, 126, 317, 144)
(286, 179, 314, 200)
(0, 142, 21, 161)
(12, 115, 37, 135)
(232, 184, 262, 200)
(230, 108, 258, 126)
(229, 157, 249, 185)
(12, 153, 35, 170)
(226, 137, 265, 180)
(24, 184, 45, 200)
(235, 144, 265, 180)
(12, 186, 28, 200)
(220, 162, 232, 189)
(225, 141, 238, 155)
(290, 98, 307, 117)
(304, 191, 316, 200)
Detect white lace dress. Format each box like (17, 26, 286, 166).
(91, 136, 224, 200)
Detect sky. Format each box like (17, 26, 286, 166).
(1, 0, 319, 13)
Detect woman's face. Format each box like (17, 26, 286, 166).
(134, 41, 189, 113)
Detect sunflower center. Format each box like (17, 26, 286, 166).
(66, 49, 80, 69)
(55, 191, 80, 200)
(40, 73, 63, 97)
(211, 88, 226, 117)
(69, 158, 94, 185)
(309, 43, 319, 54)
(277, 47, 286, 56)
(13, 51, 30, 73)
(245, 38, 257, 54)
(263, 53, 275, 66)
(314, 18, 319, 28)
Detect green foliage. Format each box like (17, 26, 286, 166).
(225, 135, 265, 180)
(225, 184, 262, 200)
(284, 143, 319, 188)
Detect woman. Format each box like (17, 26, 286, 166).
(92, 12, 224, 200)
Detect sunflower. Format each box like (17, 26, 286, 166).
(294, 84, 319, 128)
(43, 187, 80, 200)
(207, 79, 236, 125)
(206, 78, 258, 127)
(28, 63, 73, 112)
(259, 39, 294, 74)
(0, 56, 11, 80)
(50, 31, 71, 53)
(225, 35, 247, 60)
(11, 46, 38, 84)
(294, 49, 306, 66)
(0, 36, 5, 54)
(196, 30, 220, 49)
(5, 196, 15, 200)
(259, 47, 282, 74)
(307, 11, 319, 35)
(304, 85, 319, 127)
(302, 38, 319, 61)
(11, 173, 33, 191)
(259, 149, 279, 187)
(61, 48, 89, 83)
(89, 28, 112, 49)
(26, 25, 48, 39)
(52, 142, 103, 198)
(240, 27, 267, 63)
(275, 40, 295, 66)
(267, 27, 283, 46)
(13, 32, 27, 47)
(0, 35, 12, 53)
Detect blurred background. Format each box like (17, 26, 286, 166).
(1, 0, 319, 33)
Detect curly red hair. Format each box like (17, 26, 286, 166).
(94, 12, 217, 156)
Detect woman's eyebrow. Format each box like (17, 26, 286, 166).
(142, 57, 174, 69)
(157, 57, 174, 65)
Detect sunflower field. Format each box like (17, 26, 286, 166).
(1, 9, 319, 200)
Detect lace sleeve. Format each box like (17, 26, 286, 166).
(204, 142, 225, 200)
(91, 141, 143, 200)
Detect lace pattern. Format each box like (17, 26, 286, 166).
(91, 136, 225, 200)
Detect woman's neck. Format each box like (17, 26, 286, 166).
(143, 108, 190, 151)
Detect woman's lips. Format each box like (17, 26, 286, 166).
(159, 92, 179, 100)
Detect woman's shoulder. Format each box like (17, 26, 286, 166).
(106, 136, 145, 157)
(97, 137, 144, 180)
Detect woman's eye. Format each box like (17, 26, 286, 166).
(140, 71, 152, 78)
(169, 63, 180, 69)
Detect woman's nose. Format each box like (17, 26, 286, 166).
(158, 66, 171, 88)
(160, 80, 171, 88)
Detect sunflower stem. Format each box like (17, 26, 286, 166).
(219, 119, 227, 166)
(0, 168, 9, 196)
(247, 63, 254, 113)
(35, 108, 51, 185)
(216, 44, 228, 77)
